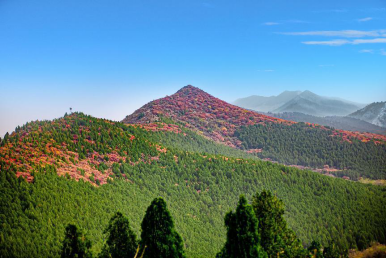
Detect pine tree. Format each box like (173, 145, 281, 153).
(252, 190, 304, 257)
(216, 195, 267, 258)
(355, 231, 369, 251)
(100, 212, 138, 258)
(61, 224, 92, 258)
(308, 241, 323, 258)
(323, 241, 340, 258)
(140, 197, 185, 258)
(1, 132, 9, 146)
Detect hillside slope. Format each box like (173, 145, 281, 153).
(348, 102, 386, 128)
(0, 113, 385, 258)
(123, 85, 386, 179)
(123, 85, 293, 148)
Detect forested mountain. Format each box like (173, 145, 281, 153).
(123, 85, 386, 180)
(235, 123, 385, 180)
(348, 102, 386, 128)
(233, 90, 364, 116)
(123, 85, 293, 148)
(266, 112, 386, 135)
(0, 113, 385, 257)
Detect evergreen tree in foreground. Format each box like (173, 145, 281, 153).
(99, 212, 138, 258)
(308, 241, 323, 258)
(323, 241, 341, 258)
(61, 224, 92, 258)
(216, 195, 267, 258)
(140, 197, 185, 258)
(252, 190, 305, 257)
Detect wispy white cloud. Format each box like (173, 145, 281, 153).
(352, 38, 386, 44)
(262, 20, 309, 26)
(302, 38, 386, 46)
(357, 17, 372, 22)
(302, 39, 350, 46)
(364, 49, 387, 55)
(359, 49, 374, 53)
(263, 22, 280, 26)
(282, 30, 385, 38)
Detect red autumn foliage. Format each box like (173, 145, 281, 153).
(0, 114, 168, 187)
(16, 172, 34, 182)
(123, 85, 293, 147)
(245, 149, 262, 154)
(130, 123, 183, 134)
(123, 85, 385, 147)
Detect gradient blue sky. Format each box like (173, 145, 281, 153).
(0, 0, 386, 136)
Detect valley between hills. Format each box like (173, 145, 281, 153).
(0, 85, 385, 257)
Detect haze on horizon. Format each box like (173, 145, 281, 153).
(0, 0, 385, 137)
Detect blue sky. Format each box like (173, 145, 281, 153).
(0, 0, 385, 136)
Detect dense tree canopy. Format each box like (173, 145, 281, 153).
(235, 123, 386, 179)
(323, 242, 341, 258)
(216, 195, 267, 258)
(308, 241, 323, 258)
(140, 197, 185, 258)
(99, 212, 138, 258)
(0, 113, 385, 257)
(61, 224, 92, 258)
(252, 190, 305, 257)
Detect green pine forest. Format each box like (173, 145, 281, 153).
(129, 116, 386, 181)
(234, 123, 386, 180)
(0, 113, 385, 257)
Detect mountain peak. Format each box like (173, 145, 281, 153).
(175, 85, 208, 96)
(300, 90, 317, 97)
(281, 90, 302, 94)
(348, 102, 386, 127)
(123, 85, 291, 147)
(177, 84, 198, 91)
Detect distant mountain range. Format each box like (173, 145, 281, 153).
(234, 91, 365, 117)
(348, 102, 386, 128)
(267, 112, 386, 135)
(233, 91, 302, 112)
